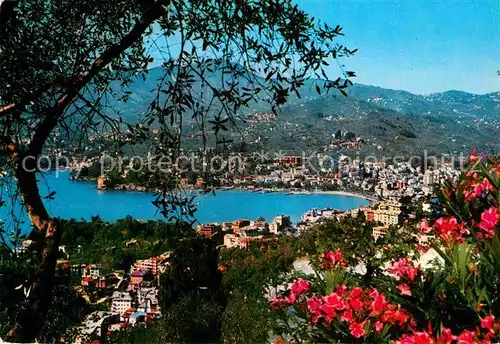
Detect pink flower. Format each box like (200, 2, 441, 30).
(374, 321, 384, 332)
(468, 148, 483, 163)
(341, 310, 353, 322)
(434, 217, 458, 232)
(290, 278, 311, 297)
(396, 331, 435, 344)
(349, 321, 366, 338)
(350, 287, 363, 298)
(324, 292, 346, 311)
(333, 250, 343, 262)
(284, 293, 296, 303)
(306, 297, 323, 324)
(420, 219, 432, 234)
(369, 288, 380, 298)
(481, 314, 495, 331)
(323, 249, 345, 269)
(456, 330, 475, 344)
(464, 179, 493, 202)
(397, 283, 412, 296)
(433, 217, 465, 243)
(381, 309, 410, 326)
(336, 284, 348, 296)
(389, 258, 421, 282)
(438, 328, 455, 344)
(478, 207, 499, 239)
(371, 292, 389, 314)
(319, 304, 336, 324)
(349, 297, 364, 310)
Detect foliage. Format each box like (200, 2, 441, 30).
(221, 294, 273, 344)
(107, 321, 167, 344)
(160, 235, 223, 304)
(162, 292, 224, 343)
(0, 250, 92, 342)
(58, 216, 192, 271)
(270, 152, 500, 343)
(220, 239, 296, 297)
(0, 0, 355, 339)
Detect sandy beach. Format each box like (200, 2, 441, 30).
(223, 186, 377, 203)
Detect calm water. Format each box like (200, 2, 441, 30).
(0, 170, 369, 232)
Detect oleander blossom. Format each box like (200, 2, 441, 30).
(290, 278, 311, 297)
(468, 148, 483, 163)
(270, 278, 312, 308)
(477, 207, 500, 239)
(388, 258, 421, 282)
(323, 249, 346, 269)
(420, 219, 432, 234)
(303, 286, 412, 338)
(433, 217, 469, 244)
(394, 323, 499, 344)
(349, 321, 366, 338)
(481, 315, 496, 333)
(464, 178, 494, 202)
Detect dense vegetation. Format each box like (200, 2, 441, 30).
(1, 154, 499, 343)
(271, 155, 500, 343)
(0, 0, 355, 339)
(0, 206, 419, 342)
(93, 67, 500, 156)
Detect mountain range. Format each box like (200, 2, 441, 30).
(107, 67, 500, 157)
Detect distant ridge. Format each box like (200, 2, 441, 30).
(104, 66, 500, 156)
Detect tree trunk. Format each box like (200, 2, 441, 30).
(5, 153, 61, 342)
(2, 2, 165, 340)
(363, 263, 375, 284)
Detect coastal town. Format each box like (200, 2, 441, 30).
(69, 146, 460, 200)
(1, 0, 498, 341)
(38, 148, 463, 341)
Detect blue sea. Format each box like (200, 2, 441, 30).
(0, 170, 369, 233)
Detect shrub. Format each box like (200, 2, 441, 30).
(270, 152, 500, 343)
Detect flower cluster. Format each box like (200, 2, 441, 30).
(433, 217, 469, 243)
(419, 152, 499, 245)
(395, 315, 499, 344)
(306, 286, 413, 338)
(388, 257, 421, 297)
(463, 177, 494, 203)
(418, 207, 499, 244)
(270, 278, 311, 307)
(477, 207, 500, 239)
(271, 154, 500, 343)
(322, 249, 346, 270)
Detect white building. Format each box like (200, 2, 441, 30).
(137, 287, 159, 313)
(111, 291, 133, 315)
(223, 234, 246, 249)
(269, 215, 292, 234)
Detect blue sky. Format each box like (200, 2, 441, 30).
(294, 0, 499, 94)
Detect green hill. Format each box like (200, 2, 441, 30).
(104, 67, 500, 156)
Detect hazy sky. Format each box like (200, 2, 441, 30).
(294, 0, 499, 94)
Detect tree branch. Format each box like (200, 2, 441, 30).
(28, 0, 166, 156)
(5, 1, 167, 341)
(0, 135, 16, 155)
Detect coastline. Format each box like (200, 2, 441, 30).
(221, 187, 376, 203)
(282, 190, 377, 203)
(66, 172, 376, 203)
